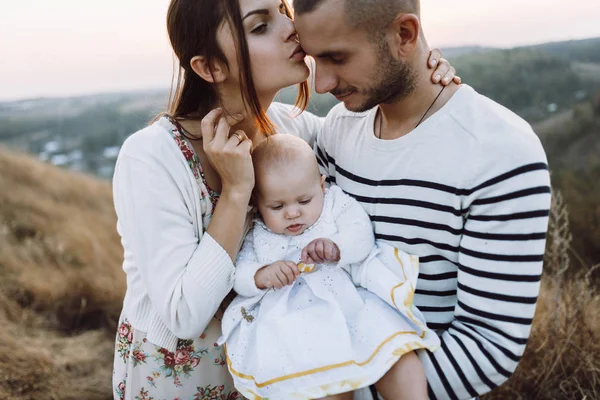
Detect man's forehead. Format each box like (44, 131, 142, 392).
(294, 0, 354, 54)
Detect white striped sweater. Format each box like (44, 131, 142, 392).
(315, 85, 551, 399)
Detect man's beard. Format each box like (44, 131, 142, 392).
(348, 47, 417, 113)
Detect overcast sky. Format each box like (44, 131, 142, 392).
(1, 0, 599, 101)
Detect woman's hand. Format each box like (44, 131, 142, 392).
(428, 48, 461, 86)
(201, 108, 254, 196)
(255, 261, 300, 289)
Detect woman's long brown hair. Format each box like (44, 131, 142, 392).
(163, 0, 309, 136)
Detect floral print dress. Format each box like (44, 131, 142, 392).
(112, 116, 239, 400)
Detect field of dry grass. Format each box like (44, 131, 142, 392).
(0, 148, 598, 399)
(0, 147, 124, 399)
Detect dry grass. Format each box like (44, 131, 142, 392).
(0, 146, 124, 399)
(483, 192, 600, 400)
(0, 147, 598, 399)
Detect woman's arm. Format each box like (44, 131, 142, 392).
(114, 155, 237, 339)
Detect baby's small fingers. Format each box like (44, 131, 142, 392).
(273, 273, 286, 289)
(301, 247, 309, 263)
(286, 261, 301, 276)
(315, 240, 326, 262)
(281, 264, 296, 283)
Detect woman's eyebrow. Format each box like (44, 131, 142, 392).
(242, 9, 269, 21)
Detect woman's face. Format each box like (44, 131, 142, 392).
(218, 0, 309, 96)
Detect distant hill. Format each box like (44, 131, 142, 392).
(531, 37, 600, 64)
(0, 36, 599, 177)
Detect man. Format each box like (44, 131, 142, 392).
(293, 0, 551, 399)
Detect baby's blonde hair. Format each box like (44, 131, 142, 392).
(252, 135, 321, 194)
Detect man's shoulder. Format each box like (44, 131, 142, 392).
(451, 86, 545, 156)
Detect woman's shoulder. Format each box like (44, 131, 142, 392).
(119, 117, 177, 164)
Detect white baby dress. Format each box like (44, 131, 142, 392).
(219, 186, 440, 399)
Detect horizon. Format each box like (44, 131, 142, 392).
(2, 0, 600, 102)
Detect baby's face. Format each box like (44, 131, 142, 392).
(256, 167, 325, 236)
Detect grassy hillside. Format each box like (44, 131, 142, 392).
(0, 147, 124, 399)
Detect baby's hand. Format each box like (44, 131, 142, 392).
(255, 261, 300, 290)
(301, 238, 340, 264)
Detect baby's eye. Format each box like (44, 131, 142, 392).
(299, 198, 312, 205)
(270, 205, 283, 210)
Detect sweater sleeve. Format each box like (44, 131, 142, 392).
(328, 186, 375, 266)
(417, 160, 551, 399)
(233, 229, 269, 298)
(113, 154, 235, 339)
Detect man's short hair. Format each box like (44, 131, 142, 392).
(294, 0, 420, 37)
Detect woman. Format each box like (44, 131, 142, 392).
(111, 0, 458, 399)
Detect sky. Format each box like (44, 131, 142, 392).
(1, 0, 599, 101)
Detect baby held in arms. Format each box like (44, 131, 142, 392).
(219, 134, 439, 400)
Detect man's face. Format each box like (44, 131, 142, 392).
(295, 0, 416, 112)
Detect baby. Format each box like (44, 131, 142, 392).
(219, 134, 439, 400)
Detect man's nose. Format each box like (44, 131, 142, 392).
(314, 62, 338, 94)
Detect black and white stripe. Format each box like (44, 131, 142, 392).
(316, 87, 551, 399)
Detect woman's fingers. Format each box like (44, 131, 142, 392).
(431, 58, 450, 84)
(200, 108, 223, 145)
(212, 113, 233, 148)
(441, 65, 456, 85)
(453, 75, 462, 85)
(428, 48, 443, 68)
(224, 129, 249, 150)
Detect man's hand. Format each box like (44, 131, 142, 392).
(301, 238, 341, 264)
(254, 261, 300, 289)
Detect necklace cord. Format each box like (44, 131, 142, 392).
(377, 85, 447, 139)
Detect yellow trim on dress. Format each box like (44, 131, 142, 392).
(224, 329, 423, 388)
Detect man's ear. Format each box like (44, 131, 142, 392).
(320, 175, 326, 192)
(190, 55, 228, 83)
(388, 13, 420, 59)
